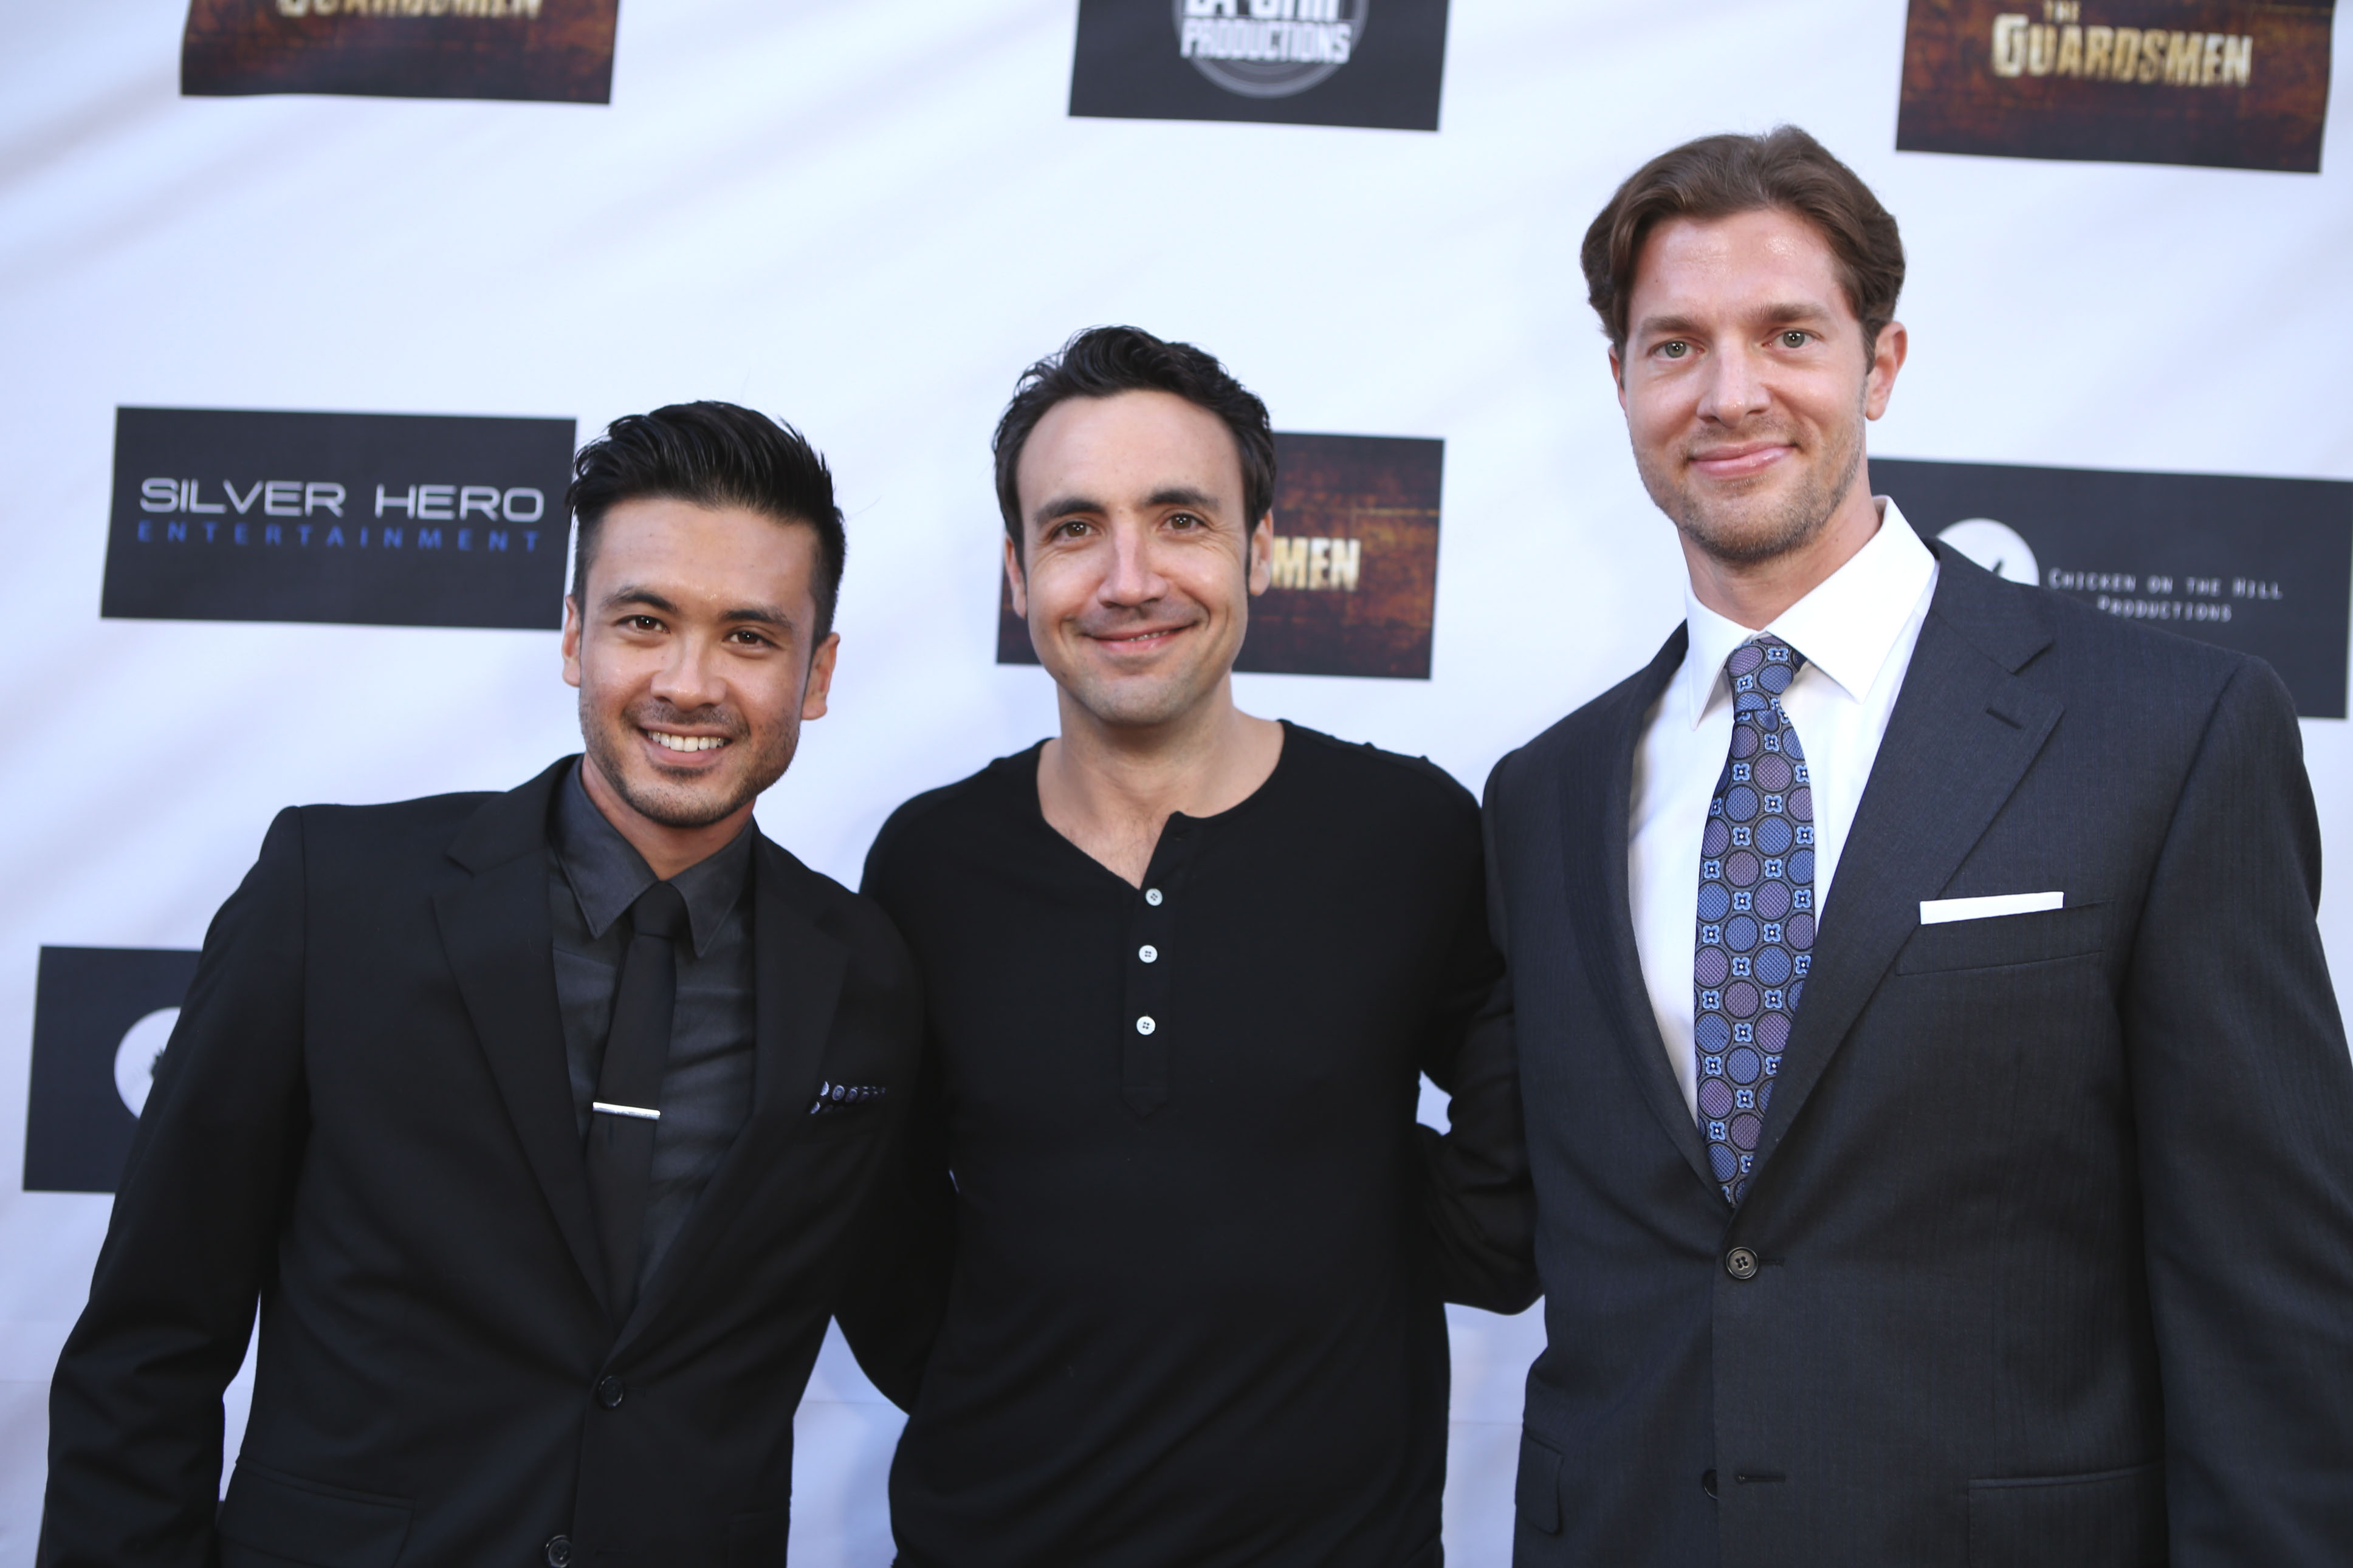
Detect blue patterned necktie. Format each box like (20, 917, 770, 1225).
(1694, 635, 1816, 1205)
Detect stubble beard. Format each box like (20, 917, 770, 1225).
(1050, 615, 1238, 734)
(581, 694, 797, 831)
(1638, 401, 1866, 570)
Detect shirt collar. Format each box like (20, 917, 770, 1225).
(1678, 497, 1936, 728)
(554, 761, 753, 957)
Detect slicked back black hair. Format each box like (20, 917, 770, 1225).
(566, 401, 847, 639)
(992, 326, 1276, 563)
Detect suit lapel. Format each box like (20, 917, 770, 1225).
(1752, 553, 2061, 1182)
(615, 835, 848, 1349)
(1565, 628, 1720, 1195)
(431, 758, 608, 1311)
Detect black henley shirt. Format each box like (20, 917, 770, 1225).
(857, 722, 1535, 1568)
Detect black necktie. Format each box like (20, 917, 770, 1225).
(586, 879, 688, 1323)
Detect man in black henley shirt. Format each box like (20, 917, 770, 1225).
(842, 328, 1536, 1568)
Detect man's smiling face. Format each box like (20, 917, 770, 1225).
(1613, 207, 1900, 570)
(563, 495, 836, 838)
(1008, 389, 1271, 732)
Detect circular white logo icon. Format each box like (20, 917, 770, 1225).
(114, 1007, 179, 1116)
(1936, 519, 2039, 586)
(1173, 0, 1369, 99)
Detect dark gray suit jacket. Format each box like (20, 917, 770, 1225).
(1486, 545, 2353, 1567)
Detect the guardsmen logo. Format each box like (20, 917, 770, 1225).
(180, 0, 620, 103)
(1895, 0, 2334, 171)
(1071, 0, 1448, 132)
(1176, 0, 1367, 99)
(1878, 456, 2352, 718)
(1000, 432, 1444, 680)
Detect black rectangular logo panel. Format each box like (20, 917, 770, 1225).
(24, 947, 201, 1196)
(1070, 0, 1450, 132)
(1878, 456, 2352, 718)
(103, 408, 572, 631)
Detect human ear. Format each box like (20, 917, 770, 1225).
(1864, 321, 1908, 420)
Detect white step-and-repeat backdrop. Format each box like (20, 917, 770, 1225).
(2, 1, 2346, 1562)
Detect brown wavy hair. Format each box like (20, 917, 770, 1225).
(1581, 126, 1905, 374)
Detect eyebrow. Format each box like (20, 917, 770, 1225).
(602, 586, 792, 628)
(1635, 302, 1836, 339)
(1029, 486, 1223, 530)
(1147, 486, 1219, 512)
(603, 586, 680, 615)
(1031, 494, 1104, 529)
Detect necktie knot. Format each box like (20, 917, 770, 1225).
(628, 880, 689, 945)
(1725, 634, 1805, 694)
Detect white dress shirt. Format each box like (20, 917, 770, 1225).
(1628, 500, 1940, 1117)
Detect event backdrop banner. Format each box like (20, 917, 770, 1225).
(23, 948, 200, 1196)
(180, 0, 619, 103)
(102, 408, 574, 630)
(1895, 0, 2335, 171)
(1069, 0, 1451, 131)
(998, 432, 1444, 678)
(1883, 456, 2353, 717)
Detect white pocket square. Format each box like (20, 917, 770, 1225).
(1919, 891, 2064, 925)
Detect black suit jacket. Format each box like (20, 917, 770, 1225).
(40, 758, 923, 1568)
(1486, 547, 2353, 1567)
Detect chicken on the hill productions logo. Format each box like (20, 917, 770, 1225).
(1176, 0, 1369, 98)
(24, 947, 201, 1195)
(1878, 456, 2352, 719)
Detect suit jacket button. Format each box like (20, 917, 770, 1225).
(1702, 1470, 1718, 1500)
(1723, 1247, 1760, 1281)
(596, 1375, 625, 1408)
(543, 1535, 572, 1567)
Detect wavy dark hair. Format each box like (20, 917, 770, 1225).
(992, 326, 1276, 563)
(1582, 126, 1905, 373)
(566, 401, 846, 638)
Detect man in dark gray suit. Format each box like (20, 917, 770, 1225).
(1486, 126, 2353, 1566)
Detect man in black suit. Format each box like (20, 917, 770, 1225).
(41, 402, 921, 1568)
(1487, 127, 2353, 1566)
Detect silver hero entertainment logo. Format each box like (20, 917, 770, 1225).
(1176, 0, 1367, 98)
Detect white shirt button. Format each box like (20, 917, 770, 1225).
(1144, 888, 1163, 906)
(1138, 945, 1158, 963)
(1135, 1015, 1156, 1035)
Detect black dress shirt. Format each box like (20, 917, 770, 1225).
(548, 764, 756, 1292)
(858, 723, 1534, 1568)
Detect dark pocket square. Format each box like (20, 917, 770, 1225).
(806, 1081, 887, 1117)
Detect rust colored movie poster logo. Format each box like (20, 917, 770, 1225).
(998, 433, 1443, 680)
(182, 0, 617, 103)
(1896, 0, 2334, 171)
